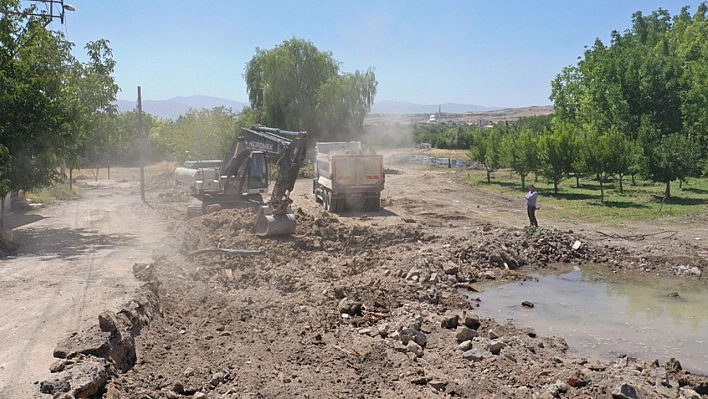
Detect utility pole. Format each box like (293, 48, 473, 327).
(0, 0, 76, 70)
(138, 86, 145, 202)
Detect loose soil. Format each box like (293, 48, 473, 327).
(3, 159, 708, 398)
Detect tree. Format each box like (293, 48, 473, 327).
(1, 2, 119, 193)
(469, 130, 502, 184)
(501, 129, 539, 189)
(316, 68, 377, 139)
(244, 37, 377, 140)
(604, 127, 637, 194)
(538, 124, 577, 194)
(151, 107, 237, 164)
(639, 127, 698, 199)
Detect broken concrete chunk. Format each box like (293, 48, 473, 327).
(455, 327, 478, 342)
(462, 313, 481, 330)
(611, 383, 639, 399)
(440, 313, 459, 329)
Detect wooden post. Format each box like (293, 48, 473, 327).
(138, 86, 145, 202)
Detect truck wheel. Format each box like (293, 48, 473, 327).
(333, 199, 343, 213)
(370, 197, 380, 212)
(324, 190, 331, 211)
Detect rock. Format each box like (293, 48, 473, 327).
(455, 327, 478, 342)
(665, 357, 683, 373)
(467, 284, 483, 292)
(184, 367, 195, 377)
(679, 388, 702, 399)
(405, 268, 421, 281)
(572, 240, 582, 250)
(337, 298, 362, 316)
(429, 380, 447, 391)
(522, 300, 534, 308)
(488, 330, 500, 339)
(400, 328, 427, 347)
(489, 341, 505, 354)
(462, 313, 480, 330)
(521, 327, 537, 338)
(458, 340, 473, 351)
(429, 273, 439, 283)
(689, 267, 702, 277)
(587, 363, 607, 371)
(377, 323, 390, 338)
(205, 203, 222, 214)
(462, 348, 491, 362)
(39, 357, 111, 398)
(210, 372, 225, 387)
(611, 383, 639, 399)
(50, 359, 68, 373)
(440, 313, 459, 329)
(393, 341, 408, 354)
(406, 341, 424, 357)
(98, 312, 119, 333)
(172, 381, 185, 394)
(442, 262, 459, 275)
(193, 392, 207, 399)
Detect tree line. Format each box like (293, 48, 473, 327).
(420, 4, 708, 203)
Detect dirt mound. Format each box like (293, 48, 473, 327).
(145, 170, 176, 191)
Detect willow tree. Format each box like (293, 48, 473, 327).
(244, 37, 377, 141)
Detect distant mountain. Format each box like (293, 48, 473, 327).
(116, 96, 247, 120)
(115, 96, 507, 119)
(370, 101, 501, 114)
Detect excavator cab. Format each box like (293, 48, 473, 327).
(244, 152, 269, 192)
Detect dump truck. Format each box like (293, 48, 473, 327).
(313, 141, 385, 212)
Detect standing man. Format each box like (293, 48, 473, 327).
(525, 185, 539, 227)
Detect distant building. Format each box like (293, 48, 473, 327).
(428, 114, 438, 124)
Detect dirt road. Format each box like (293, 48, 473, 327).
(0, 180, 170, 398)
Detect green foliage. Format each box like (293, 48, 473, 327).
(639, 131, 699, 198)
(0, 2, 119, 193)
(538, 123, 577, 194)
(501, 128, 539, 188)
(468, 129, 502, 183)
(244, 37, 377, 141)
(463, 168, 708, 224)
(151, 107, 238, 164)
(0, 145, 10, 198)
(550, 5, 708, 198)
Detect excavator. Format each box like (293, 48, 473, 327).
(176, 125, 307, 236)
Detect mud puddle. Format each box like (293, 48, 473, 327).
(470, 265, 708, 374)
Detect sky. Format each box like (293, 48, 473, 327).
(43, 0, 708, 108)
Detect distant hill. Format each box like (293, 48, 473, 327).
(370, 101, 500, 114)
(115, 95, 541, 120)
(116, 96, 247, 120)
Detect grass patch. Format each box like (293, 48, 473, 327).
(25, 183, 81, 206)
(423, 149, 470, 160)
(462, 169, 708, 224)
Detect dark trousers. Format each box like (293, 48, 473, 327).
(527, 206, 538, 227)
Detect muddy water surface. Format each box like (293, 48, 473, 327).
(471, 265, 708, 374)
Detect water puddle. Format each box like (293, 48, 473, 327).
(470, 265, 708, 374)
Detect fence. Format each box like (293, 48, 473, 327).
(389, 154, 476, 169)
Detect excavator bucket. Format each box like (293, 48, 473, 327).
(254, 205, 297, 236)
